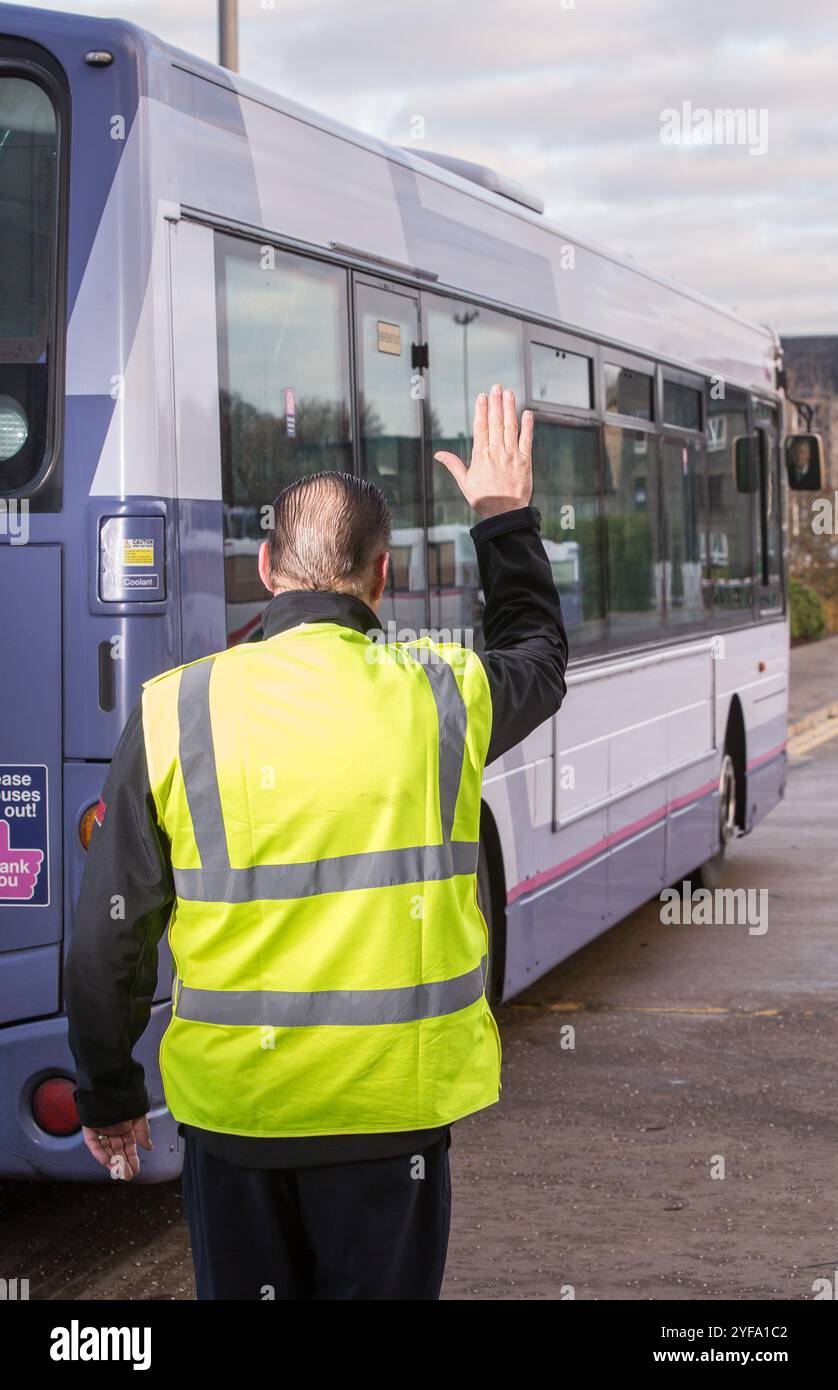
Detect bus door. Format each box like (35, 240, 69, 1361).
(353, 278, 428, 632)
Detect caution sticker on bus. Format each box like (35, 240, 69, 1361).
(122, 538, 155, 566)
(0, 765, 49, 906)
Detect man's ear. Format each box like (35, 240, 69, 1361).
(258, 541, 275, 595)
(368, 550, 389, 609)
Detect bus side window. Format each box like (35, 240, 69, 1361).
(706, 391, 753, 622)
(602, 425, 662, 644)
(661, 436, 705, 627)
(215, 236, 353, 645)
(752, 401, 783, 614)
(531, 421, 605, 650)
(425, 296, 525, 638)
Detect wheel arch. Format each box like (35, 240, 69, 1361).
(723, 693, 747, 832)
(478, 799, 508, 1005)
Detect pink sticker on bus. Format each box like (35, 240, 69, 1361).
(0, 819, 45, 901)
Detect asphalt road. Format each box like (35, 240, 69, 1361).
(2, 733, 836, 1302)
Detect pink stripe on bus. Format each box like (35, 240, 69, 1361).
(505, 742, 787, 907)
(747, 741, 787, 771)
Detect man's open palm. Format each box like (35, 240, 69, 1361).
(434, 383, 534, 519)
(82, 1116, 152, 1181)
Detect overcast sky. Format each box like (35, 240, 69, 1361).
(20, 0, 838, 334)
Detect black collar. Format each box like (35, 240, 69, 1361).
(262, 589, 381, 641)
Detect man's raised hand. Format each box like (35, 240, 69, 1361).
(434, 383, 534, 520)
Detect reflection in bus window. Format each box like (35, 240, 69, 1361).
(426, 298, 524, 633)
(531, 342, 592, 410)
(663, 380, 702, 431)
(604, 364, 653, 420)
(215, 237, 352, 642)
(662, 436, 705, 625)
(0, 75, 58, 492)
(754, 406, 782, 612)
(531, 422, 605, 648)
(603, 426, 661, 640)
(706, 391, 753, 621)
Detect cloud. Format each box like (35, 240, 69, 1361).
(18, 0, 838, 332)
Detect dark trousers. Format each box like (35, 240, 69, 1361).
(181, 1131, 452, 1300)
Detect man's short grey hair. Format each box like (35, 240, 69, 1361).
(266, 471, 392, 596)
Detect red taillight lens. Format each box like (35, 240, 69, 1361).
(32, 1077, 81, 1136)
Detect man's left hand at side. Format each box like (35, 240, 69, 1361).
(82, 1115, 153, 1181)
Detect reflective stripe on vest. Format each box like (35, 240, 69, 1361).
(174, 956, 488, 1029)
(173, 646, 476, 905)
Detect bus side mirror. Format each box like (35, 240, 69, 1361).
(785, 433, 825, 491)
(732, 435, 759, 493)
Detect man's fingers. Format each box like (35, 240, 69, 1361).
(434, 450, 469, 492)
(82, 1121, 147, 1178)
(519, 408, 534, 461)
(487, 382, 504, 452)
(472, 392, 489, 454)
(502, 388, 519, 453)
(134, 1115, 153, 1152)
(108, 1133, 139, 1180)
(83, 1129, 114, 1169)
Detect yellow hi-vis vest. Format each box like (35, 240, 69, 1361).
(142, 622, 501, 1137)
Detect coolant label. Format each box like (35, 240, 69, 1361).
(0, 765, 49, 906)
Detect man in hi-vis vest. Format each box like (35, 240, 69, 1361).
(66, 385, 568, 1300)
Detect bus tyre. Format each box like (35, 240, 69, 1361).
(718, 751, 737, 849)
(701, 749, 738, 888)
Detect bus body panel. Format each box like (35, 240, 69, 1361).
(485, 620, 787, 999)
(0, 545, 63, 1014)
(0, 1002, 179, 1181)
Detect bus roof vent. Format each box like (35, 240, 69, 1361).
(399, 149, 544, 215)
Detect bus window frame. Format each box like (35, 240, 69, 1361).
(750, 396, 784, 618)
(529, 409, 609, 655)
(659, 364, 706, 436)
(352, 270, 430, 630)
(524, 323, 599, 420)
(601, 345, 656, 428)
(656, 367, 710, 631)
(0, 41, 70, 510)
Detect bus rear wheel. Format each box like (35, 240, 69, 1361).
(718, 751, 737, 848)
(700, 748, 739, 887)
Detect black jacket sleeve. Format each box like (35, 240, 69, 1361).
(65, 703, 175, 1128)
(470, 505, 569, 764)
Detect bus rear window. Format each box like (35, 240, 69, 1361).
(0, 74, 57, 491)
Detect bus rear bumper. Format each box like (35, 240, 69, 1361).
(0, 1000, 182, 1183)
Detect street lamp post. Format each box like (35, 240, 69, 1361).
(219, 0, 239, 71)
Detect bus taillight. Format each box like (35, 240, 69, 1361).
(31, 1078, 80, 1136)
(79, 804, 99, 850)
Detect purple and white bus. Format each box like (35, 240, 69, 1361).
(0, 3, 802, 1180)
